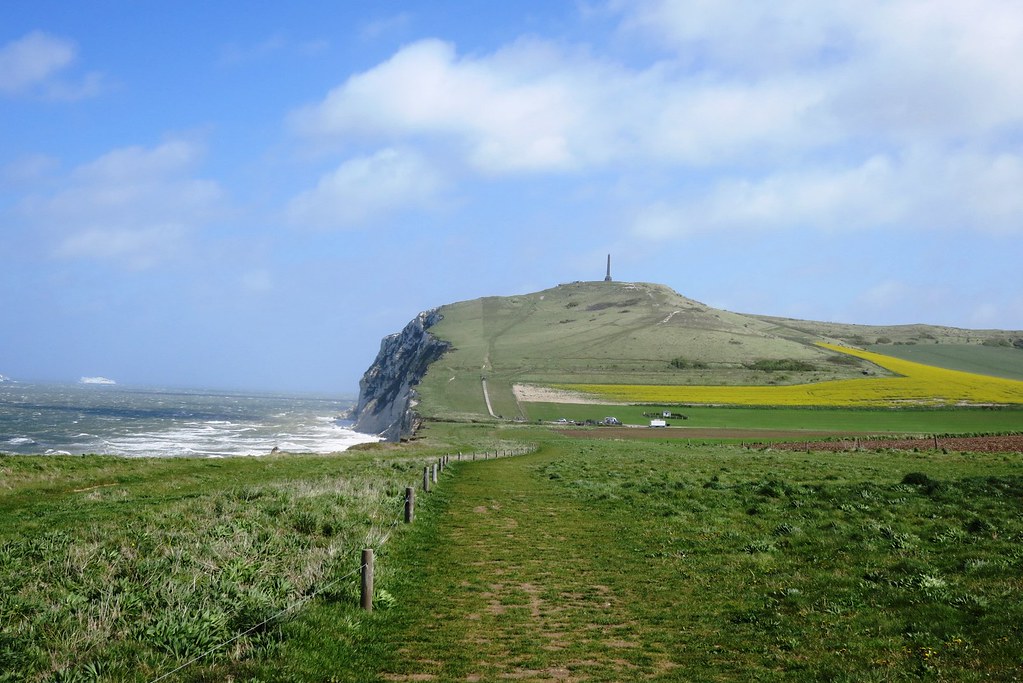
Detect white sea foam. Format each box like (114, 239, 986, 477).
(1, 384, 378, 457)
(92, 416, 378, 457)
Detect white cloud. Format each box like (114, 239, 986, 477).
(54, 225, 188, 269)
(612, 0, 861, 73)
(287, 148, 445, 229)
(288, 2, 1023, 240)
(632, 149, 1023, 238)
(1, 154, 60, 186)
(613, 0, 1023, 142)
(19, 140, 224, 269)
(0, 31, 104, 100)
(219, 35, 329, 66)
(0, 31, 75, 92)
(240, 269, 274, 293)
(359, 12, 413, 41)
(290, 39, 585, 172)
(290, 38, 829, 172)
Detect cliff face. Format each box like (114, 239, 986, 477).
(351, 309, 450, 441)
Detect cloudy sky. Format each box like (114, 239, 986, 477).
(2, 1, 1022, 393)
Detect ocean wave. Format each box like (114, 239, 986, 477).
(94, 419, 378, 457)
(0, 385, 372, 457)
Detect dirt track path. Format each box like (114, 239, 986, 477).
(378, 450, 670, 681)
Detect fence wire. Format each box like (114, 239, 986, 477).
(147, 445, 537, 682)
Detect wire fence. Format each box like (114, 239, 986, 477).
(146, 444, 537, 682)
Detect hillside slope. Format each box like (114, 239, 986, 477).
(414, 281, 931, 421)
(351, 280, 1023, 436)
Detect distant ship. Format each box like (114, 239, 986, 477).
(79, 376, 117, 385)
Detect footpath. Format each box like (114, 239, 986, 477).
(369, 448, 676, 681)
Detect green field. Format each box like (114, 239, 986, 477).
(333, 436, 1023, 681)
(4, 421, 1023, 681)
(866, 343, 1023, 382)
(523, 403, 1023, 435)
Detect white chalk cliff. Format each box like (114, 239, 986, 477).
(350, 310, 450, 441)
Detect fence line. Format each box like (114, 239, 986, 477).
(147, 443, 537, 682)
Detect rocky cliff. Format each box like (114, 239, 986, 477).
(350, 309, 450, 441)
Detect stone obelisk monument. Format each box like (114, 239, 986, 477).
(604, 254, 612, 282)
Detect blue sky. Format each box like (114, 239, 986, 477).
(2, 1, 1022, 393)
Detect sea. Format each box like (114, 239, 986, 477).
(0, 382, 378, 457)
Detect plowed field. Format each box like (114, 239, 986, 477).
(770, 434, 1023, 453)
(557, 429, 1023, 452)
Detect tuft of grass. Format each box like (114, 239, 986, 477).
(0, 450, 441, 682)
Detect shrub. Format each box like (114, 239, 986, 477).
(670, 357, 708, 370)
(743, 359, 817, 372)
(901, 472, 934, 487)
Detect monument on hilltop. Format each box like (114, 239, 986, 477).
(604, 254, 612, 282)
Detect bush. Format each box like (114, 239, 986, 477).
(744, 359, 817, 372)
(901, 472, 933, 487)
(670, 357, 708, 370)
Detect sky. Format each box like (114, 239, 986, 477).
(2, 1, 1022, 394)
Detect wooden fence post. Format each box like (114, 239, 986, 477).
(423, 466, 430, 493)
(432, 463, 438, 484)
(404, 486, 414, 523)
(361, 549, 374, 612)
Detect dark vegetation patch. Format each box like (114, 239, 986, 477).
(586, 298, 641, 311)
(669, 357, 709, 369)
(743, 359, 818, 372)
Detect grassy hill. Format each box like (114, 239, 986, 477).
(415, 281, 1023, 421)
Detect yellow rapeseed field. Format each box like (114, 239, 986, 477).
(560, 342, 1023, 406)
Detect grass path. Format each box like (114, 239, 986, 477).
(313, 439, 1022, 682)
(373, 448, 678, 681)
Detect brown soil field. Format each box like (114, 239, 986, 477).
(768, 434, 1023, 453)
(556, 427, 862, 440)
(556, 428, 1023, 452)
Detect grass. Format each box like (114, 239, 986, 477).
(330, 433, 1023, 681)
(0, 450, 441, 682)
(561, 343, 1023, 407)
(866, 343, 1023, 382)
(522, 403, 1023, 435)
(3, 422, 1022, 681)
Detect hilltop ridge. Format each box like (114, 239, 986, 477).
(350, 280, 1023, 439)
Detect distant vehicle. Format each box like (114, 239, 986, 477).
(553, 418, 571, 424)
(649, 419, 667, 428)
(601, 416, 621, 426)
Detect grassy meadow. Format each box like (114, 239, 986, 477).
(328, 430, 1023, 681)
(865, 343, 1023, 382)
(0, 449, 447, 682)
(561, 343, 1023, 408)
(3, 418, 1022, 681)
